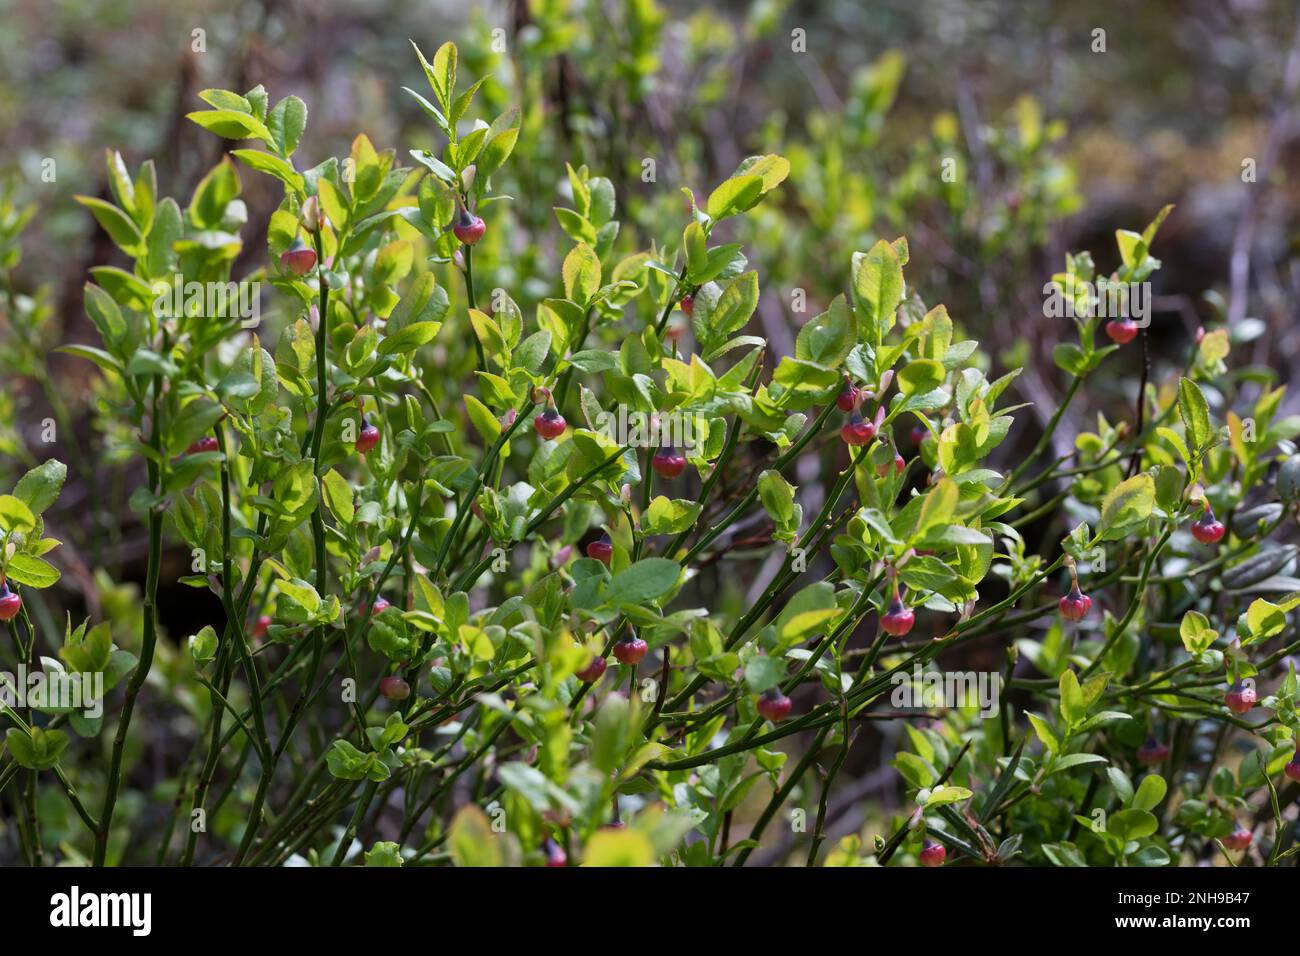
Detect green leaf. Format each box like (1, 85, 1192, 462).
(55, 344, 123, 374)
(1177, 377, 1212, 453)
(13, 460, 66, 515)
(794, 296, 856, 367)
(1116, 229, 1143, 270)
(231, 149, 304, 192)
(584, 828, 655, 866)
(1108, 808, 1158, 842)
(1027, 712, 1059, 754)
(733, 154, 791, 194)
(266, 95, 308, 156)
(74, 196, 142, 253)
(317, 177, 351, 230)
(893, 751, 938, 788)
(464, 394, 502, 444)
(368, 609, 417, 661)
(389, 273, 449, 331)
(562, 243, 601, 305)
(409, 148, 458, 187)
(189, 157, 241, 231)
(684, 221, 708, 278)
(513, 329, 551, 373)
(6, 553, 61, 589)
(914, 477, 958, 540)
(321, 469, 354, 524)
(1243, 598, 1287, 645)
(1059, 669, 1087, 726)
(476, 111, 521, 182)
(772, 357, 838, 394)
(706, 174, 763, 220)
(4, 727, 69, 771)
(0, 495, 36, 534)
(143, 198, 183, 279)
(567, 349, 618, 374)
(605, 558, 680, 607)
(642, 497, 702, 535)
(591, 693, 630, 773)
(186, 108, 274, 143)
(326, 739, 371, 780)
(922, 784, 973, 807)
(189, 625, 218, 663)
(429, 42, 459, 112)
(364, 841, 403, 867)
(708, 271, 760, 340)
(378, 321, 442, 357)
(475, 371, 516, 409)
(1132, 774, 1167, 812)
(744, 655, 785, 693)
(1096, 473, 1154, 541)
(897, 359, 945, 395)
(198, 88, 251, 113)
(756, 470, 797, 524)
(1053, 343, 1087, 377)
(404, 83, 453, 140)
(1042, 841, 1088, 867)
(774, 583, 839, 646)
(441, 806, 501, 868)
(1050, 753, 1109, 773)
(1179, 610, 1218, 655)
(851, 240, 904, 340)
(126, 349, 179, 378)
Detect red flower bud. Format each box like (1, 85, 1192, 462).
(542, 836, 567, 868)
(837, 378, 860, 412)
(280, 236, 317, 276)
(0, 582, 20, 622)
(576, 656, 607, 683)
(1224, 681, 1256, 714)
(756, 688, 792, 722)
(613, 633, 648, 665)
(919, 839, 946, 867)
(453, 207, 486, 245)
(1136, 735, 1169, 767)
(379, 675, 411, 701)
(1191, 504, 1225, 545)
(881, 595, 915, 636)
(652, 446, 687, 479)
(1285, 748, 1300, 783)
(586, 534, 613, 565)
(1105, 318, 1138, 344)
(1058, 586, 1092, 621)
(841, 414, 876, 446)
(534, 408, 567, 440)
(1222, 823, 1253, 850)
(356, 420, 381, 455)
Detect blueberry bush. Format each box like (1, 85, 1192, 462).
(3, 21, 1300, 869)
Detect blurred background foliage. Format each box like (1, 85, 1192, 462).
(1, 0, 1298, 860)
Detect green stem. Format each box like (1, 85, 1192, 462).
(329, 780, 379, 866)
(94, 370, 164, 866)
(464, 246, 485, 370)
(1083, 527, 1172, 677)
(1002, 375, 1084, 491)
(434, 401, 534, 577)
